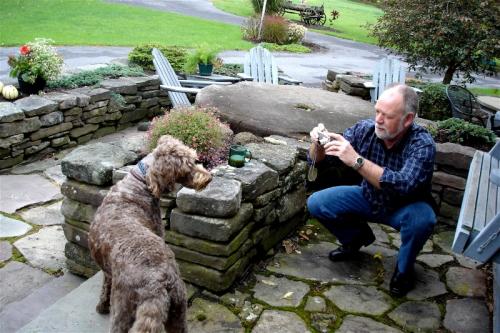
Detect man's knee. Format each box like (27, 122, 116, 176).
(402, 202, 436, 234)
(307, 192, 322, 218)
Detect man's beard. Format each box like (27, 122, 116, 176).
(375, 118, 405, 140)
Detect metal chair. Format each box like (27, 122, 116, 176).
(446, 85, 488, 127)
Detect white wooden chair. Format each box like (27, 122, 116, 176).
(237, 45, 301, 85)
(363, 58, 406, 103)
(152, 48, 231, 108)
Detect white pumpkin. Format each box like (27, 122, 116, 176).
(2, 85, 19, 100)
(0, 81, 4, 94)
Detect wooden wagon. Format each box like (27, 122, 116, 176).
(279, 0, 327, 26)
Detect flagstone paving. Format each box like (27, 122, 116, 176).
(0, 128, 494, 332)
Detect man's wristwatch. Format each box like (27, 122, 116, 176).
(352, 156, 364, 170)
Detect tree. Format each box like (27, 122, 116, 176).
(371, 0, 499, 84)
(250, 0, 284, 15)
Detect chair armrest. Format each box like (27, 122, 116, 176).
(237, 73, 254, 81)
(363, 81, 375, 89)
(179, 80, 231, 88)
(278, 75, 302, 85)
(160, 85, 201, 94)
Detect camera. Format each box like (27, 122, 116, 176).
(317, 131, 331, 146)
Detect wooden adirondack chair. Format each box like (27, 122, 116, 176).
(152, 48, 231, 108)
(363, 58, 406, 103)
(238, 45, 301, 85)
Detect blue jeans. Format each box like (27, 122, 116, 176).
(307, 185, 436, 274)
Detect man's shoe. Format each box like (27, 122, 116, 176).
(389, 267, 414, 297)
(328, 245, 361, 262)
(329, 233, 376, 262)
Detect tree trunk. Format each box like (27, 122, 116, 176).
(442, 66, 456, 84)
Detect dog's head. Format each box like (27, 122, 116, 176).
(146, 135, 212, 198)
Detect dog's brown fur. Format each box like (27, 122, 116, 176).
(89, 135, 212, 333)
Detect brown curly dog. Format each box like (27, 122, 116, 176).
(89, 135, 212, 333)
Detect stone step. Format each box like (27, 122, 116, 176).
(0, 271, 85, 332)
(17, 271, 108, 333)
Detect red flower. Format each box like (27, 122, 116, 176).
(19, 45, 30, 55)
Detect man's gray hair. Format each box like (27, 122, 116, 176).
(386, 84, 419, 116)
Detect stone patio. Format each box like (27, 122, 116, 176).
(0, 127, 494, 333)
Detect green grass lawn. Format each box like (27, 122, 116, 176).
(212, 0, 382, 44)
(0, 0, 252, 50)
(470, 87, 500, 97)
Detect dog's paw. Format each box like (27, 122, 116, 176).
(96, 303, 110, 314)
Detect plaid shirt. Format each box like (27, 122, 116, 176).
(320, 119, 436, 215)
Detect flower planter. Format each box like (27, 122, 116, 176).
(18, 75, 46, 95)
(198, 63, 213, 76)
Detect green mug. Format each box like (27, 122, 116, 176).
(228, 145, 252, 167)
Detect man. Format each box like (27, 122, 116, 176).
(307, 84, 436, 297)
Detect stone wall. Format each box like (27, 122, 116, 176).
(0, 76, 169, 170)
(432, 142, 476, 225)
(59, 134, 311, 292)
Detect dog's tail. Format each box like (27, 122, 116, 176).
(129, 295, 169, 333)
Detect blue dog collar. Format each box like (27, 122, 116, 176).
(137, 160, 149, 176)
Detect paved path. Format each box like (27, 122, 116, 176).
(0, 127, 493, 332)
(1, 0, 498, 87)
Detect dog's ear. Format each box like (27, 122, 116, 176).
(146, 136, 198, 198)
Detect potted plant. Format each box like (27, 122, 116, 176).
(183, 44, 219, 76)
(8, 38, 63, 95)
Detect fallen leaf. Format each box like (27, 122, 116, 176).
(261, 279, 277, 286)
(282, 291, 294, 299)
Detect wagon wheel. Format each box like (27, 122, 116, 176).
(300, 9, 313, 25)
(277, 5, 285, 16)
(317, 13, 327, 25)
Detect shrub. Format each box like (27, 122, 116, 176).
(242, 16, 261, 42)
(147, 106, 231, 169)
(47, 64, 144, 89)
(429, 118, 496, 151)
(128, 44, 187, 72)
(287, 23, 307, 43)
(250, 0, 285, 14)
(262, 15, 289, 45)
(418, 83, 451, 121)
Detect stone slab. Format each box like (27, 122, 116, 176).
(337, 315, 403, 333)
(213, 160, 279, 201)
(0, 261, 54, 309)
(324, 285, 392, 316)
(14, 226, 66, 271)
(0, 102, 25, 122)
(445, 266, 487, 297)
(0, 272, 85, 333)
(0, 174, 61, 213)
(245, 142, 298, 175)
(196, 82, 374, 138)
(176, 177, 242, 218)
(0, 240, 13, 261)
(417, 254, 454, 268)
(388, 301, 441, 333)
(252, 310, 311, 333)
(267, 241, 380, 285)
(0, 215, 32, 238)
(170, 203, 253, 242)
(10, 157, 61, 175)
(19, 201, 64, 226)
(17, 271, 110, 333)
(304, 296, 327, 312)
(187, 298, 243, 333)
(443, 298, 490, 333)
(253, 274, 309, 307)
(61, 142, 138, 186)
(43, 164, 67, 186)
(165, 222, 255, 257)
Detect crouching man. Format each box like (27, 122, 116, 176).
(307, 84, 436, 297)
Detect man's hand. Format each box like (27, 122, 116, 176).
(323, 133, 358, 167)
